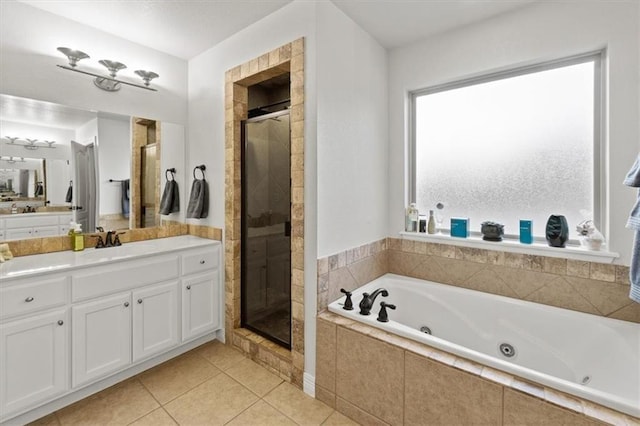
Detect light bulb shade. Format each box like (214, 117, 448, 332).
(57, 47, 89, 67)
(134, 70, 159, 86)
(98, 60, 127, 77)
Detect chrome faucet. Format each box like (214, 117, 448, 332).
(358, 288, 389, 315)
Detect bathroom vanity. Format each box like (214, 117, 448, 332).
(0, 212, 72, 241)
(0, 235, 222, 424)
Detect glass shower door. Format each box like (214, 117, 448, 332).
(241, 110, 291, 348)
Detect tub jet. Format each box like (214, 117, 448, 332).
(499, 343, 516, 358)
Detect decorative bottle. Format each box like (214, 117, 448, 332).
(545, 215, 568, 248)
(427, 210, 436, 234)
(405, 203, 419, 232)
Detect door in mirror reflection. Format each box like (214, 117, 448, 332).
(241, 110, 291, 349)
(71, 140, 97, 232)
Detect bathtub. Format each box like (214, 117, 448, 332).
(328, 273, 640, 418)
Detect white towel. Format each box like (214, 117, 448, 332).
(624, 155, 640, 302)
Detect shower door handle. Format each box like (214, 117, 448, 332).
(284, 221, 291, 237)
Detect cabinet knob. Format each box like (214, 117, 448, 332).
(57, 320, 64, 326)
(138, 299, 143, 304)
(25, 296, 34, 303)
(186, 285, 191, 290)
(200, 260, 205, 264)
(124, 302, 130, 307)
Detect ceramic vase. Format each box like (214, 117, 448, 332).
(545, 215, 569, 248)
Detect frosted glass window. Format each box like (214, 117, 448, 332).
(413, 57, 599, 238)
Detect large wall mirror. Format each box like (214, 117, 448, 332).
(0, 94, 185, 241)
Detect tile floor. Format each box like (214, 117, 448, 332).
(29, 341, 358, 426)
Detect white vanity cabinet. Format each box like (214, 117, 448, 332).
(181, 246, 221, 341)
(2, 213, 72, 241)
(0, 236, 222, 425)
(0, 274, 70, 418)
(72, 292, 133, 387)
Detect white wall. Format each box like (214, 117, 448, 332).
(97, 115, 130, 215)
(388, 1, 640, 265)
(188, 0, 388, 389)
(188, 0, 319, 385)
(0, 1, 187, 125)
(316, 2, 389, 258)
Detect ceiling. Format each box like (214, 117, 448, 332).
(18, 0, 537, 60)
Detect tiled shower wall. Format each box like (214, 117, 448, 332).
(317, 237, 639, 323)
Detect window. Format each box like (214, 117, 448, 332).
(410, 53, 602, 238)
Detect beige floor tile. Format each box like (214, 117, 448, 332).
(128, 408, 177, 426)
(264, 382, 334, 425)
(226, 400, 297, 426)
(138, 351, 221, 404)
(57, 379, 158, 425)
(224, 357, 283, 397)
(195, 340, 247, 371)
(28, 412, 60, 426)
(164, 373, 258, 426)
(322, 411, 360, 426)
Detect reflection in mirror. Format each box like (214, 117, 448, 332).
(0, 94, 185, 243)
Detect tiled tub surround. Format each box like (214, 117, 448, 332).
(318, 238, 638, 323)
(316, 312, 640, 426)
(327, 274, 639, 419)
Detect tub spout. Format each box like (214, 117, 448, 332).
(359, 288, 389, 315)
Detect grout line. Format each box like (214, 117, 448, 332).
(160, 406, 180, 426)
(221, 398, 262, 425)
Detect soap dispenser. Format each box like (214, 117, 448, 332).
(69, 222, 85, 252)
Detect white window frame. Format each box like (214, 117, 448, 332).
(408, 50, 606, 239)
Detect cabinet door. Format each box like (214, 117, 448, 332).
(132, 282, 178, 362)
(0, 309, 68, 418)
(72, 293, 131, 387)
(182, 271, 220, 341)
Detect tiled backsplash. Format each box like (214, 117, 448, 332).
(2, 222, 222, 257)
(317, 237, 639, 323)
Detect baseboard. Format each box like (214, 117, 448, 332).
(303, 372, 315, 397)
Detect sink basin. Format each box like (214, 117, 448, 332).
(78, 242, 158, 261)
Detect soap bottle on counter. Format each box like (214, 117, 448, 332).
(427, 210, 436, 234)
(69, 222, 85, 252)
(405, 203, 419, 232)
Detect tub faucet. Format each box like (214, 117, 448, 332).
(359, 288, 388, 315)
(377, 301, 396, 323)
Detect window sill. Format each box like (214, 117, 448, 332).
(398, 231, 619, 263)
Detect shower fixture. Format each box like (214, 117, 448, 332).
(56, 47, 159, 92)
(3, 136, 56, 150)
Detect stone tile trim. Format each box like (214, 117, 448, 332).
(316, 238, 388, 312)
(231, 328, 293, 383)
(317, 312, 638, 426)
(224, 38, 306, 388)
(387, 238, 639, 323)
(2, 223, 223, 257)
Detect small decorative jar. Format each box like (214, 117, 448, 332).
(481, 221, 504, 241)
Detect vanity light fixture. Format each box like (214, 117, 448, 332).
(3, 136, 56, 150)
(56, 47, 159, 92)
(1, 156, 26, 164)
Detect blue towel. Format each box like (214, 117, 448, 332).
(121, 179, 130, 219)
(624, 155, 640, 302)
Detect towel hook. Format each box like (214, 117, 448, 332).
(193, 164, 206, 180)
(165, 167, 176, 181)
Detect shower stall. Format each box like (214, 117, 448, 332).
(241, 110, 291, 348)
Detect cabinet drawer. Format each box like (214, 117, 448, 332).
(72, 255, 179, 301)
(0, 276, 68, 319)
(182, 246, 220, 275)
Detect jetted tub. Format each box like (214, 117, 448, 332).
(328, 274, 640, 418)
